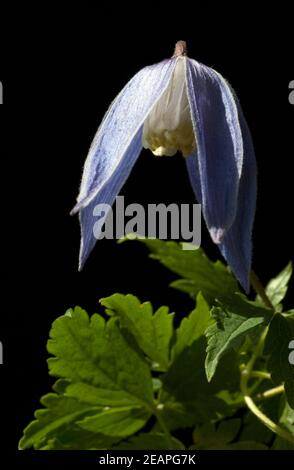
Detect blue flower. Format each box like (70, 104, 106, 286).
(71, 41, 257, 291)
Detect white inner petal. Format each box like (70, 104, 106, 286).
(142, 58, 196, 157)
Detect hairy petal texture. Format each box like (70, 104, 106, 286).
(218, 100, 257, 291)
(73, 52, 257, 288)
(78, 129, 143, 269)
(186, 100, 256, 290)
(72, 59, 177, 267)
(185, 58, 243, 239)
(72, 59, 177, 214)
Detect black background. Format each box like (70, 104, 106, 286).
(1, 2, 293, 464)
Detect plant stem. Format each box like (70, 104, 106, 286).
(240, 272, 294, 444)
(250, 370, 271, 380)
(254, 385, 285, 402)
(250, 270, 274, 309)
(241, 372, 294, 443)
(154, 408, 173, 449)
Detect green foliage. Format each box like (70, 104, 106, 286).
(19, 393, 101, 450)
(137, 239, 239, 305)
(114, 432, 185, 450)
(191, 419, 268, 449)
(205, 296, 270, 381)
(273, 401, 294, 449)
(160, 336, 231, 427)
(172, 292, 212, 359)
(100, 294, 173, 371)
(264, 262, 292, 310)
(20, 240, 294, 450)
(77, 407, 150, 437)
(48, 307, 154, 405)
(264, 313, 294, 408)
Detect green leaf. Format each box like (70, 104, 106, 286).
(223, 441, 268, 450)
(264, 314, 294, 408)
(172, 292, 212, 359)
(65, 383, 141, 407)
(37, 427, 120, 450)
(137, 239, 239, 304)
(283, 310, 294, 320)
(47, 307, 154, 406)
(20, 307, 156, 449)
(273, 437, 294, 450)
(210, 350, 243, 408)
(191, 419, 268, 449)
(265, 262, 292, 308)
(239, 394, 281, 445)
(159, 300, 242, 430)
(19, 393, 100, 450)
(216, 419, 241, 443)
(279, 400, 294, 430)
(285, 381, 294, 409)
(160, 337, 230, 428)
(205, 295, 270, 381)
(39, 438, 110, 450)
(193, 419, 241, 448)
(100, 294, 173, 371)
(156, 400, 199, 430)
(114, 432, 185, 450)
(78, 407, 150, 438)
(273, 400, 294, 449)
(152, 378, 162, 392)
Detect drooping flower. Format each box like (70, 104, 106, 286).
(71, 41, 257, 291)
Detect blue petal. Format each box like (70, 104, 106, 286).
(186, 101, 257, 291)
(79, 128, 143, 269)
(186, 59, 243, 238)
(185, 148, 202, 202)
(72, 59, 177, 214)
(74, 59, 177, 268)
(218, 101, 257, 291)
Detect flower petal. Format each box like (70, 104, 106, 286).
(218, 100, 257, 291)
(185, 58, 243, 234)
(185, 149, 202, 202)
(71, 59, 177, 215)
(75, 59, 177, 268)
(185, 73, 256, 290)
(78, 128, 143, 269)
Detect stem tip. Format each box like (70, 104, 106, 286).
(173, 40, 187, 57)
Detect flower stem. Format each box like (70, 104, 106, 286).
(240, 272, 294, 444)
(241, 371, 294, 443)
(154, 407, 173, 449)
(254, 385, 285, 402)
(250, 270, 274, 309)
(250, 370, 271, 380)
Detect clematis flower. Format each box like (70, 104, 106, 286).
(71, 41, 257, 291)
